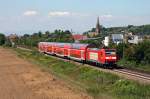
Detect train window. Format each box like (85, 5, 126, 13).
(89, 48, 99, 50)
(105, 49, 116, 55)
(71, 44, 89, 49)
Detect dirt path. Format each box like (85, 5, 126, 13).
(0, 47, 91, 99)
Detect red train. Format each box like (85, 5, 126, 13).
(38, 42, 117, 67)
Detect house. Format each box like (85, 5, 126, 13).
(72, 34, 88, 41)
(8, 34, 18, 47)
(128, 35, 143, 44)
(103, 36, 110, 47)
(88, 32, 99, 37)
(102, 34, 124, 46)
(111, 34, 124, 45)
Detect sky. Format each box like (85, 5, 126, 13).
(0, 0, 150, 35)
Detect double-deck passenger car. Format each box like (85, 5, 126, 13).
(38, 42, 117, 67)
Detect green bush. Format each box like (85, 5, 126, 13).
(124, 40, 150, 64)
(0, 33, 5, 45)
(4, 38, 12, 47)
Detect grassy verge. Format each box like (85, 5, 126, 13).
(117, 59, 150, 73)
(14, 48, 150, 99)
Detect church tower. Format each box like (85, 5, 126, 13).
(96, 17, 101, 33)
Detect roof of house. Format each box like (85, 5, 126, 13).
(72, 34, 87, 40)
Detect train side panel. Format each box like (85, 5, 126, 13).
(38, 42, 46, 52)
(47, 45, 53, 54)
(69, 49, 85, 61)
(55, 47, 65, 56)
(64, 45, 71, 57)
(68, 44, 88, 61)
(86, 49, 99, 63)
(87, 48, 117, 65)
(98, 49, 106, 64)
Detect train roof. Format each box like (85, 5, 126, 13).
(39, 42, 94, 49)
(71, 43, 89, 49)
(54, 43, 89, 49)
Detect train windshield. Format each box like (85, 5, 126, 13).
(89, 48, 99, 50)
(105, 49, 116, 56)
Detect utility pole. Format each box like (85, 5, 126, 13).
(122, 31, 126, 59)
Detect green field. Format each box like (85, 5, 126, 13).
(14, 48, 150, 99)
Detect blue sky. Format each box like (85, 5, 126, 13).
(0, 0, 150, 35)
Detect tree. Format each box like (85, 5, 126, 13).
(4, 38, 12, 47)
(122, 40, 150, 64)
(45, 31, 50, 37)
(38, 31, 42, 37)
(0, 33, 5, 45)
(23, 34, 30, 38)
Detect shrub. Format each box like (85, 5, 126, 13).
(0, 33, 5, 45)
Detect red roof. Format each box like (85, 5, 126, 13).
(72, 34, 87, 41)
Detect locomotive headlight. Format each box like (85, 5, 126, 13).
(112, 57, 116, 59)
(106, 57, 110, 59)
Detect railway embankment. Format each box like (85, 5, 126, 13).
(14, 48, 150, 99)
(117, 59, 150, 74)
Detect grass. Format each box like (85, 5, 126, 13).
(14, 48, 150, 99)
(117, 59, 150, 73)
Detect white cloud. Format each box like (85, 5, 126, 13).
(100, 14, 113, 19)
(23, 10, 38, 16)
(48, 11, 71, 17)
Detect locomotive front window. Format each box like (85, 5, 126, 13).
(89, 48, 99, 51)
(105, 50, 116, 55)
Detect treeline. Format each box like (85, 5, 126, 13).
(106, 24, 150, 35)
(112, 41, 150, 64)
(110, 40, 150, 72)
(124, 41, 150, 64)
(15, 30, 74, 47)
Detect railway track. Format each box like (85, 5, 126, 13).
(16, 47, 150, 84)
(113, 69, 150, 81)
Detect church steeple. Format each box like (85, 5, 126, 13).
(96, 17, 101, 33)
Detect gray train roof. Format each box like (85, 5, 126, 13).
(39, 42, 90, 49)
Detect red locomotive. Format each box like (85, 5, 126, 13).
(38, 42, 117, 67)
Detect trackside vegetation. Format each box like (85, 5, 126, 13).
(113, 40, 150, 73)
(0, 33, 5, 45)
(14, 48, 150, 99)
